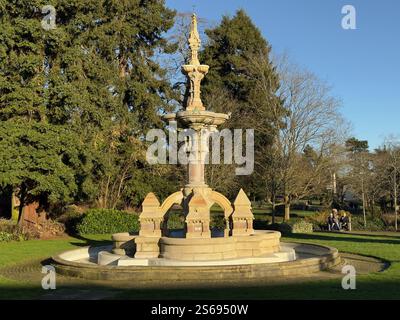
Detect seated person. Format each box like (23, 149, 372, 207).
(327, 212, 335, 231)
(328, 209, 340, 231)
(333, 213, 340, 230)
(340, 212, 349, 231)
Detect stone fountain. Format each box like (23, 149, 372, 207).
(130, 13, 281, 262)
(52, 15, 341, 282)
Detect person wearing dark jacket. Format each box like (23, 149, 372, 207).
(340, 212, 349, 231)
(328, 212, 335, 231)
(328, 209, 340, 231)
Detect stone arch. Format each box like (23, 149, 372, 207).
(210, 191, 233, 218)
(160, 191, 184, 237)
(209, 191, 233, 237)
(160, 191, 184, 216)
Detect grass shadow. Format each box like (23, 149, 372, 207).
(68, 234, 112, 247)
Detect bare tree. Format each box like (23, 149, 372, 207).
(346, 136, 400, 230)
(381, 136, 400, 230)
(251, 53, 350, 220)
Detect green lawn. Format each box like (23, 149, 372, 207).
(0, 232, 400, 299)
(0, 234, 111, 299)
(0, 234, 110, 268)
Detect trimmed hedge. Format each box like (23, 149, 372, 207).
(266, 223, 292, 235)
(76, 209, 139, 234)
(266, 220, 313, 235)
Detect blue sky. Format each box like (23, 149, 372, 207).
(166, 0, 400, 150)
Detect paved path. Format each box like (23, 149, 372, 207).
(0, 252, 387, 300)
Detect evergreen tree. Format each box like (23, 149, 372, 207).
(0, 1, 178, 216)
(201, 9, 283, 134)
(200, 9, 285, 197)
(47, 0, 178, 208)
(0, 0, 86, 219)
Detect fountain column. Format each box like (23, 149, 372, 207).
(186, 126, 207, 188)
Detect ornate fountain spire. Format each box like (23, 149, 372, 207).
(182, 13, 209, 111)
(188, 13, 201, 66)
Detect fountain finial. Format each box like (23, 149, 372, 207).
(182, 13, 209, 111)
(188, 13, 201, 66)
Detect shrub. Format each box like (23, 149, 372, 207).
(76, 209, 139, 234)
(0, 231, 14, 242)
(381, 214, 397, 230)
(211, 214, 226, 230)
(0, 219, 29, 241)
(166, 211, 185, 229)
(265, 219, 313, 235)
(34, 220, 65, 237)
(291, 220, 313, 233)
(305, 210, 331, 231)
(57, 209, 84, 234)
(0, 218, 65, 240)
(253, 218, 271, 230)
(0, 218, 18, 233)
(265, 223, 293, 235)
(351, 215, 386, 231)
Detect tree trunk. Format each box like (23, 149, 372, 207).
(362, 191, 367, 228)
(394, 170, 398, 231)
(361, 177, 367, 227)
(370, 196, 375, 217)
(18, 184, 27, 224)
(11, 190, 19, 222)
(284, 195, 290, 221)
(271, 196, 276, 224)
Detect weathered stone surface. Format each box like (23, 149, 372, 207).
(185, 193, 211, 239)
(232, 189, 254, 236)
(134, 236, 160, 259)
(139, 193, 163, 237)
(157, 230, 282, 261)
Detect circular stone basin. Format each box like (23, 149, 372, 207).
(162, 110, 229, 127)
(176, 110, 229, 126)
(52, 242, 341, 282)
(159, 231, 281, 261)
